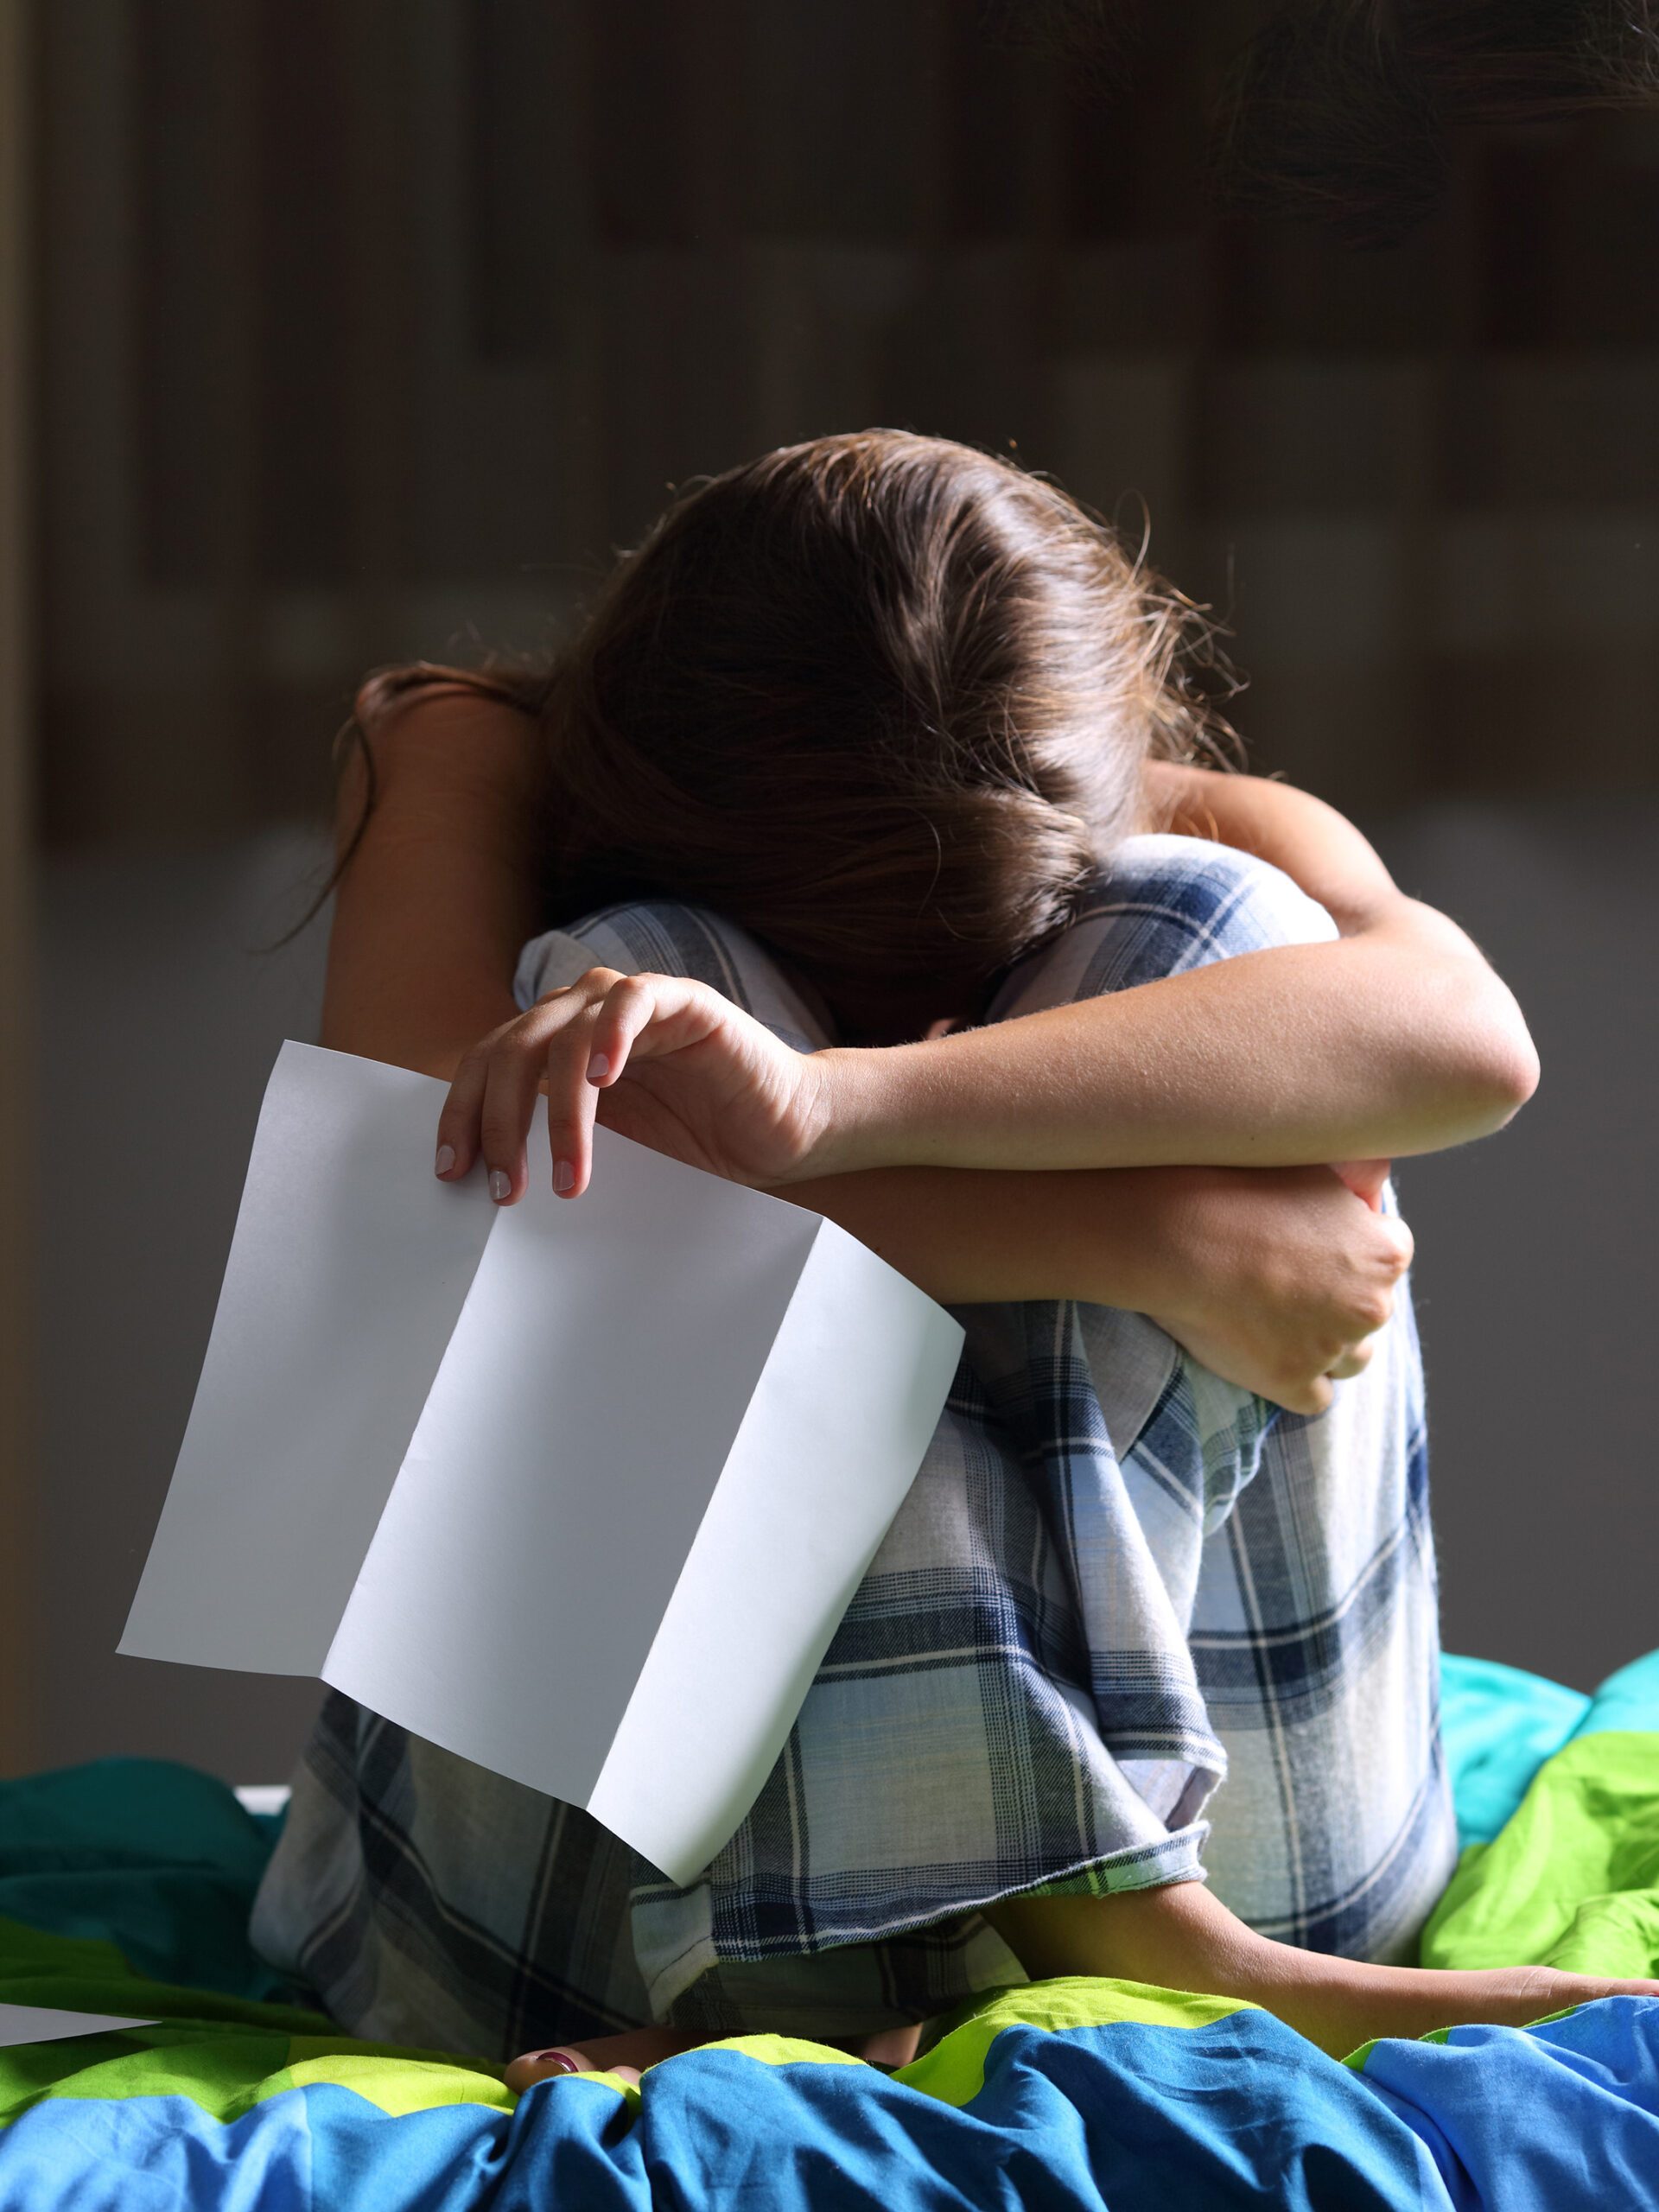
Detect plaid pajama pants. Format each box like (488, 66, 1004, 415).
(251, 834, 1456, 2053)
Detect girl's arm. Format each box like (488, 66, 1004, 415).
(793, 764, 1538, 1179)
(778, 1158, 1408, 1414)
(319, 694, 1416, 1408)
(450, 760, 1537, 1197)
(335, 695, 1535, 1169)
(320, 685, 537, 1076)
(458, 845, 1535, 1194)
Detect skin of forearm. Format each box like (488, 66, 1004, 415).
(321, 703, 1529, 1308)
(799, 915, 1539, 1181)
(774, 1163, 1205, 1308)
(774, 1166, 1405, 1422)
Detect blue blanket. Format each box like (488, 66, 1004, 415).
(3, 1649, 1656, 2210)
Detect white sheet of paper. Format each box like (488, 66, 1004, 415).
(0, 2004, 157, 2048)
(123, 1042, 963, 1884)
(120, 1044, 496, 1675)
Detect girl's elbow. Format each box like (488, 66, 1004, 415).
(1461, 1007, 1541, 1135)
(1503, 1030, 1542, 1115)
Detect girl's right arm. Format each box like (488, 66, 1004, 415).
(779, 1157, 1408, 1412)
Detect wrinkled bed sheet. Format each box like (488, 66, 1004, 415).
(1, 1649, 1656, 2211)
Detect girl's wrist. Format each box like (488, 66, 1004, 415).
(791, 1042, 932, 1179)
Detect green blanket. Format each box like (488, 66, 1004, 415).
(1427, 1646, 1659, 1976)
(0, 1657, 1656, 2212)
(1427, 1732, 1659, 1976)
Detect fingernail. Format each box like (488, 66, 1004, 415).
(529, 2049, 581, 2075)
(435, 1144, 456, 1178)
(553, 1159, 575, 1194)
(587, 1052, 610, 1083)
(489, 1169, 512, 1204)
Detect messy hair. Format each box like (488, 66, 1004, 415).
(1213, 0, 1659, 247)
(346, 432, 1237, 1040)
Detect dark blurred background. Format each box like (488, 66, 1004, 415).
(3, 0, 1656, 1783)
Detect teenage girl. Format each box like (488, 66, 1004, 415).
(252, 433, 1655, 2083)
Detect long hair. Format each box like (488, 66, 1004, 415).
(1213, 1, 1659, 247)
(345, 433, 1237, 1039)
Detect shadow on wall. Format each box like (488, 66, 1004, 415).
(1371, 800, 1659, 1691)
(38, 831, 334, 1783)
(33, 800, 1659, 1782)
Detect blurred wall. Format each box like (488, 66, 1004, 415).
(1376, 804, 1659, 1692)
(21, 1, 1659, 1774)
(36, 835, 331, 1779)
(0, 0, 35, 1773)
(37, 0, 1659, 832)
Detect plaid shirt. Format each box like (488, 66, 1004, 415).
(252, 838, 1455, 2053)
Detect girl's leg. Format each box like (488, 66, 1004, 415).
(986, 1876, 1659, 2060)
(256, 906, 838, 2069)
(499, 861, 1651, 2069)
(518, 862, 1438, 2060)
(505, 903, 938, 2076)
(980, 836, 1658, 2044)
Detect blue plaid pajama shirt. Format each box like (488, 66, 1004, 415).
(252, 836, 1456, 2052)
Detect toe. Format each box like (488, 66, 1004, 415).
(505, 2046, 587, 2093)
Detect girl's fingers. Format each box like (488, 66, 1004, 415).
(435, 973, 627, 1202)
(544, 974, 710, 1194)
(582, 973, 659, 1092)
(436, 1023, 540, 1191)
(543, 1019, 603, 1198)
(543, 982, 651, 1195)
(478, 1032, 558, 1203)
(1332, 1158, 1391, 1211)
(435, 967, 736, 1204)
(435, 1047, 492, 1181)
(1380, 1213, 1414, 1270)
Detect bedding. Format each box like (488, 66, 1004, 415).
(1, 1649, 1656, 2210)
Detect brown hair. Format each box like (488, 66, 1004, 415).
(1213, 1, 1659, 247)
(347, 432, 1236, 1041)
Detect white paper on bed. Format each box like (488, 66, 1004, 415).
(0, 2005, 158, 2048)
(121, 1041, 963, 1885)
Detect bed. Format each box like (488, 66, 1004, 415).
(3, 1648, 1656, 2210)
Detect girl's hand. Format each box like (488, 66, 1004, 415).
(1332, 1157, 1390, 1211)
(435, 968, 833, 1202)
(1141, 1164, 1414, 1414)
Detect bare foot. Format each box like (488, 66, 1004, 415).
(856, 2021, 925, 2068)
(505, 2018, 929, 2093)
(505, 2027, 703, 2092)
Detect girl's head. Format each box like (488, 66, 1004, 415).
(364, 432, 1235, 1039)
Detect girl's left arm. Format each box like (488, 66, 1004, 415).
(796, 764, 1539, 1178)
(321, 683, 537, 1076)
(454, 761, 1538, 1192)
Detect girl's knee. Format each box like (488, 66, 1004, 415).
(988, 834, 1338, 1016)
(513, 900, 830, 1049)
